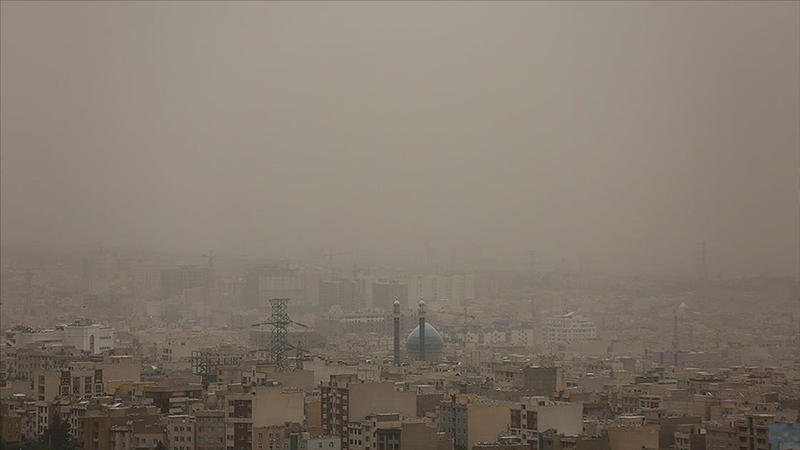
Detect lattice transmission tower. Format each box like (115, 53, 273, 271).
(267, 298, 292, 371)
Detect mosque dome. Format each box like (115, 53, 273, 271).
(406, 322, 444, 362)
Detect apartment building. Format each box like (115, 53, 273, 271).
(734, 414, 773, 450)
(509, 396, 583, 447)
(194, 409, 225, 450)
(34, 368, 105, 402)
(543, 313, 597, 345)
(224, 384, 304, 450)
(320, 375, 417, 450)
(347, 413, 451, 450)
(160, 266, 209, 300)
(437, 394, 510, 450)
(241, 265, 306, 308)
(167, 415, 196, 450)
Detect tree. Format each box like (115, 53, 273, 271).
(155, 441, 168, 450)
(43, 413, 76, 450)
(1, 440, 51, 450)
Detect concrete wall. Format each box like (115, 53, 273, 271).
(349, 382, 416, 421)
(268, 370, 314, 391)
(607, 425, 660, 450)
(657, 416, 701, 450)
(466, 402, 510, 450)
(102, 356, 141, 382)
(538, 403, 583, 436)
(252, 386, 304, 427)
(400, 422, 444, 450)
(306, 396, 322, 427)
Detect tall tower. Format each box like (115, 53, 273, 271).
(393, 299, 401, 366)
(418, 299, 427, 362)
(673, 313, 679, 367)
(268, 298, 292, 372)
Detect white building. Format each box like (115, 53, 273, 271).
(509, 329, 537, 347)
(62, 323, 115, 354)
(10, 321, 114, 355)
(543, 312, 597, 345)
(483, 330, 507, 345)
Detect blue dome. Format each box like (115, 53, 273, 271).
(406, 322, 444, 362)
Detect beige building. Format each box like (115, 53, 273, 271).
(194, 409, 225, 450)
(607, 416, 660, 450)
(437, 394, 510, 450)
(34, 367, 105, 402)
(348, 413, 451, 450)
(320, 374, 417, 450)
(166, 415, 196, 450)
(225, 383, 304, 450)
(509, 396, 583, 446)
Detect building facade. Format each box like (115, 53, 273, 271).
(543, 313, 597, 345)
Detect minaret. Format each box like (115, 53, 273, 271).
(393, 299, 401, 366)
(418, 298, 427, 362)
(673, 313, 679, 367)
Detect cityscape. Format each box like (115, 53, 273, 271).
(1, 2, 799, 450)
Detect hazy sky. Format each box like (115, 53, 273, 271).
(1, 2, 798, 276)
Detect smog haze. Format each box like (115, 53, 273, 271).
(2, 1, 798, 277)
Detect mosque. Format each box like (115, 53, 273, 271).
(396, 299, 443, 363)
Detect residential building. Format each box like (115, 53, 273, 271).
(320, 375, 416, 450)
(437, 394, 510, 450)
(160, 266, 209, 300)
(735, 414, 773, 450)
(142, 380, 204, 415)
(523, 366, 565, 397)
(543, 313, 597, 345)
(607, 416, 660, 450)
(319, 280, 362, 312)
(509, 397, 583, 447)
(675, 423, 706, 450)
(33, 367, 105, 402)
(195, 409, 225, 450)
(82, 404, 163, 450)
(225, 384, 304, 450)
(241, 265, 306, 308)
(347, 413, 451, 450)
(705, 419, 737, 450)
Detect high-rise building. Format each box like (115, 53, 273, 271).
(319, 280, 362, 312)
(371, 281, 408, 311)
(241, 265, 306, 308)
(159, 266, 208, 300)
